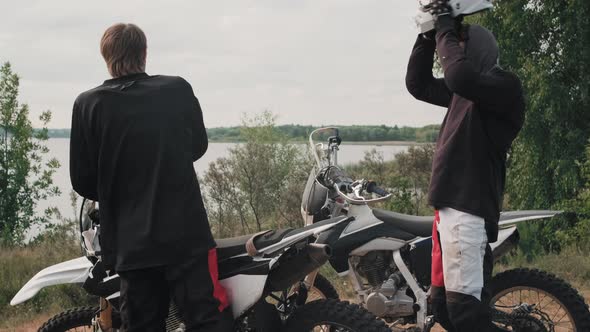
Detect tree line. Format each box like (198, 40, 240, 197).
(206, 124, 440, 143)
(43, 124, 440, 143)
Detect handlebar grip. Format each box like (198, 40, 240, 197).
(366, 181, 390, 197)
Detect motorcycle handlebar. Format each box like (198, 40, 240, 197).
(321, 166, 392, 204)
(324, 167, 353, 191)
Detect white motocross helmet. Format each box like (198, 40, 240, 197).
(415, 0, 494, 33)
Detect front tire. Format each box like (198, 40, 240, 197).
(38, 306, 98, 332)
(283, 299, 390, 332)
(490, 268, 590, 331)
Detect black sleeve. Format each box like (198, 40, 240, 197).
(69, 100, 99, 201)
(406, 34, 452, 108)
(435, 16, 520, 109)
(190, 96, 208, 161)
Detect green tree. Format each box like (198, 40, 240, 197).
(0, 62, 60, 245)
(202, 112, 310, 237)
(394, 145, 435, 215)
(556, 141, 590, 251)
(475, 0, 590, 209)
(346, 144, 435, 215)
(472, 1, 590, 251)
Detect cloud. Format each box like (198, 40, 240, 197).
(0, 0, 445, 128)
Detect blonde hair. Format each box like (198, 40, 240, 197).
(100, 23, 147, 78)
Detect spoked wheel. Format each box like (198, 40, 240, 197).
(490, 269, 590, 332)
(38, 307, 99, 332)
(283, 299, 390, 332)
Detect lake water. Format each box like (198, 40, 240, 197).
(38, 138, 410, 220)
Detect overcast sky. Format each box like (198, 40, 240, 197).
(0, 0, 446, 129)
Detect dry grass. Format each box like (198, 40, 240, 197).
(0, 230, 94, 330)
(497, 247, 590, 288)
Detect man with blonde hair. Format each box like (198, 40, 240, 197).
(70, 23, 232, 332)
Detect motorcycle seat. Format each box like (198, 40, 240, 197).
(215, 216, 349, 261)
(372, 209, 433, 238)
(215, 229, 293, 261)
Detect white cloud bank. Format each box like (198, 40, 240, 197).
(0, 0, 446, 128)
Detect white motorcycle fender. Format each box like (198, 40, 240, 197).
(10, 256, 268, 320)
(10, 256, 92, 306)
(220, 274, 268, 318)
(499, 210, 562, 227)
(490, 226, 517, 252)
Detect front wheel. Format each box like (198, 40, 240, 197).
(283, 299, 390, 332)
(38, 306, 99, 332)
(490, 268, 590, 332)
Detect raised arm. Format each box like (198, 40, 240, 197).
(406, 33, 452, 108)
(435, 16, 521, 108)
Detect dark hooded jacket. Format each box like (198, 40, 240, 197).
(405, 16, 525, 241)
(70, 73, 215, 271)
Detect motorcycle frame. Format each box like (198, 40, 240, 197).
(302, 127, 559, 331)
(11, 216, 350, 321)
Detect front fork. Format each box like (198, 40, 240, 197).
(292, 269, 320, 306)
(92, 297, 113, 332)
(303, 269, 319, 291)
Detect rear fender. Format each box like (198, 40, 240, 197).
(490, 210, 560, 260)
(490, 226, 519, 261)
(10, 257, 92, 305)
(499, 210, 562, 227)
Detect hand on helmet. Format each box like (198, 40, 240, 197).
(428, 0, 452, 20)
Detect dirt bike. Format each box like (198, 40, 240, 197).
(10, 198, 390, 332)
(299, 127, 590, 332)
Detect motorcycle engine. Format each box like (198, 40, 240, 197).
(356, 252, 415, 318)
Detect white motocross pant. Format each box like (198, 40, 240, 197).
(436, 207, 488, 300)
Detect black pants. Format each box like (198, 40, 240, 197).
(119, 249, 233, 332)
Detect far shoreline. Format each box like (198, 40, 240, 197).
(202, 140, 425, 146)
(47, 137, 427, 146)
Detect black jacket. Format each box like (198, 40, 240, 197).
(405, 19, 525, 240)
(70, 73, 215, 271)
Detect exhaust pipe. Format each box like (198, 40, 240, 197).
(267, 244, 332, 291)
(307, 243, 332, 266)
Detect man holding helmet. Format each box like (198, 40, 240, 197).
(406, 0, 525, 330)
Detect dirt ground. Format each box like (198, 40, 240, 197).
(5, 290, 590, 332)
(2, 314, 53, 332)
